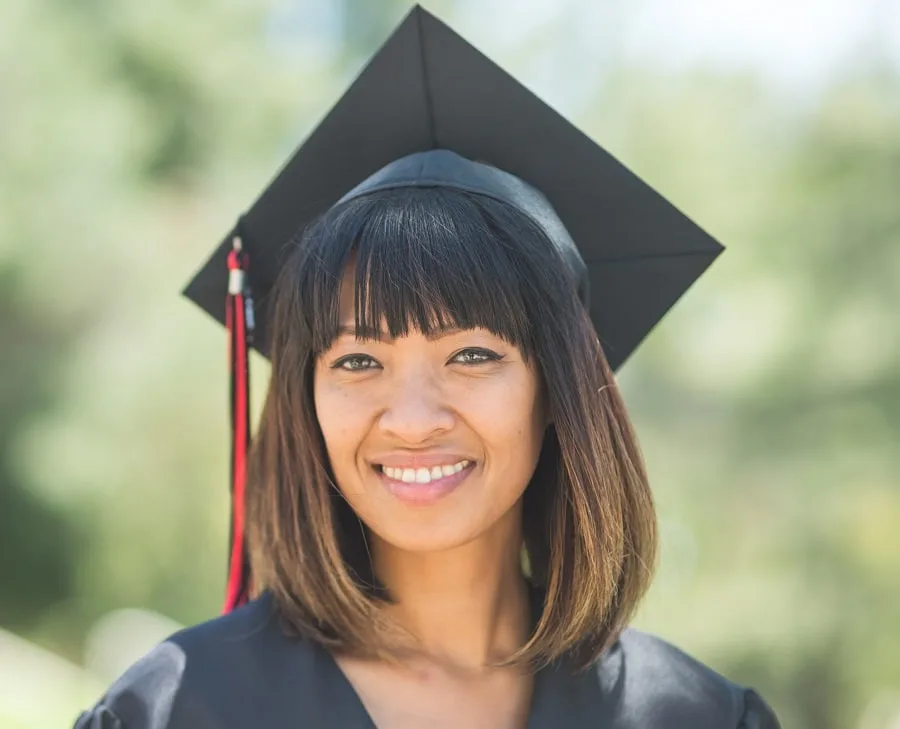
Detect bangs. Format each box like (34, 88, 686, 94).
(295, 187, 541, 356)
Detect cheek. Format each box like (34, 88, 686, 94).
(313, 379, 370, 464)
(460, 374, 544, 462)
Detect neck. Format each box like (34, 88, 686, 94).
(370, 509, 532, 670)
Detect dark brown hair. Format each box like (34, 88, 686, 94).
(246, 186, 657, 670)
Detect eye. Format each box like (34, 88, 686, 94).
(450, 347, 504, 366)
(332, 354, 381, 372)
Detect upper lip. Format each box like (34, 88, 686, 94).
(371, 452, 474, 469)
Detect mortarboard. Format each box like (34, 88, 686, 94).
(181, 5, 724, 613)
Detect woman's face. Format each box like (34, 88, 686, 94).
(313, 266, 547, 554)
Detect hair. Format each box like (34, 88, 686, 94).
(245, 186, 657, 671)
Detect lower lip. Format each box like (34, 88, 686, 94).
(376, 464, 475, 505)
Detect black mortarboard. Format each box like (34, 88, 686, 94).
(184, 4, 722, 369)
(181, 5, 723, 612)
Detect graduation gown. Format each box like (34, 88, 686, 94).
(74, 592, 780, 728)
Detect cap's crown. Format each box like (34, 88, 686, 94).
(338, 149, 589, 305)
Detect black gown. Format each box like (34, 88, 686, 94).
(74, 592, 780, 728)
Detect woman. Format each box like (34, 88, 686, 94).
(76, 9, 780, 729)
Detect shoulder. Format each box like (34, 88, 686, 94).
(582, 628, 780, 728)
(74, 593, 324, 729)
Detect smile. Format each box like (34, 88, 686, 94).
(379, 460, 471, 484)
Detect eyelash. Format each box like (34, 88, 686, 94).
(332, 347, 503, 372)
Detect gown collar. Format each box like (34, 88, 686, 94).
(312, 585, 615, 729)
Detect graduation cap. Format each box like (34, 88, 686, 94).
(181, 5, 723, 613)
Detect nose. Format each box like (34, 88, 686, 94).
(377, 370, 454, 444)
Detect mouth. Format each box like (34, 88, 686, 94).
(371, 459, 476, 505)
(375, 459, 472, 485)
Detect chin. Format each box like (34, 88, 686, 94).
(365, 499, 523, 557)
(366, 515, 488, 555)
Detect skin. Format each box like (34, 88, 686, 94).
(312, 264, 548, 728)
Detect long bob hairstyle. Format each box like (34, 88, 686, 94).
(246, 186, 657, 671)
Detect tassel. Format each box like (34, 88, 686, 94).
(223, 235, 254, 613)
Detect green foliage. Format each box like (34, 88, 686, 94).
(0, 265, 82, 630)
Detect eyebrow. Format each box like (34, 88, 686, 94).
(336, 325, 465, 342)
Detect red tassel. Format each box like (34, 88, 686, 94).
(223, 236, 253, 613)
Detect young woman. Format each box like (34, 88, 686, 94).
(75, 9, 781, 729)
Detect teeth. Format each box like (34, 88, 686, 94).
(382, 460, 470, 484)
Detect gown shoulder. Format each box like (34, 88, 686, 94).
(587, 628, 781, 728)
(73, 593, 326, 729)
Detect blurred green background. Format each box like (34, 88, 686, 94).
(2, 1, 899, 727)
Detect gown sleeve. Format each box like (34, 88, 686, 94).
(70, 642, 186, 729)
(738, 689, 782, 729)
